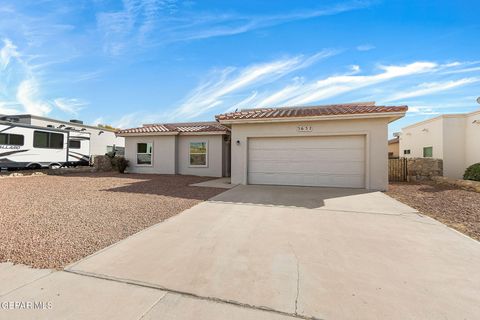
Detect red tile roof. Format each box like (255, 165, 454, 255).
(215, 103, 408, 122)
(117, 122, 230, 135)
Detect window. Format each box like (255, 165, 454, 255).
(403, 149, 411, 155)
(423, 146, 433, 158)
(69, 140, 81, 149)
(137, 142, 152, 165)
(33, 131, 64, 149)
(189, 142, 207, 167)
(0, 133, 24, 146)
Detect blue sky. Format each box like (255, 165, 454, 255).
(0, 0, 479, 136)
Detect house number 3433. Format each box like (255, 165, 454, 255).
(297, 125, 312, 132)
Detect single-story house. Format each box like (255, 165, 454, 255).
(118, 103, 407, 190)
(388, 137, 400, 158)
(399, 109, 480, 179)
(117, 122, 231, 177)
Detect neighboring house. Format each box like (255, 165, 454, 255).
(117, 122, 231, 177)
(388, 137, 400, 158)
(399, 109, 480, 179)
(0, 114, 125, 156)
(118, 103, 407, 190)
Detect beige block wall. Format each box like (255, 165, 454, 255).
(400, 117, 444, 159)
(177, 135, 224, 177)
(230, 118, 389, 190)
(466, 111, 480, 168)
(125, 135, 176, 174)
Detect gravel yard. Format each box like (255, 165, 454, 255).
(0, 173, 225, 269)
(387, 182, 480, 241)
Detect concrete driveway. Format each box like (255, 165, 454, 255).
(3, 185, 480, 319)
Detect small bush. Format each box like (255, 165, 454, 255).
(463, 163, 480, 181)
(111, 156, 129, 174)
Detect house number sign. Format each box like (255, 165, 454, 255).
(296, 125, 312, 132)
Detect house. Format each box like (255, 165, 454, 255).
(117, 122, 231, 177)
(0, 114, 125, 156)
(118, 103, 407, 190)
(388, 137, 400, 158)
(399, 109, 480, 178)
(216, 103, 407, 190)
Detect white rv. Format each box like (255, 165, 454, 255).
(0, 121, 91, 170)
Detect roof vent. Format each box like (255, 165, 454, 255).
(70, 119, 83, 125)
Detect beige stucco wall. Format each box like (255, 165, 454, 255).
(442, 117, 466, 178)
(177, 135, 224, 177)
(229, 118, 389, 190)
(400, 117, 443, 160)
(125, 135, 176, 174)
(400, 110, 480, 179)
(124, 134, 226, 177)
(465, 111, 480, 168)
(388, 142, 399, 158)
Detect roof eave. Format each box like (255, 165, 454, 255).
(116, 132, 178, 137)
(217, 112, 407, 124)
(117, 131, 230, 137)
(178, 131, 229, 136)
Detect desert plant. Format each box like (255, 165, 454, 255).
(111, 156, 129, 173)
(463, 163, 480, 181)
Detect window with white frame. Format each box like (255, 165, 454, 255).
(137, 142, 153, 165)
(189, 142, 207, 167)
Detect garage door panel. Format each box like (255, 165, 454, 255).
(249, 135, 364, 149)
(248, 136, 366, 188)
(249, 148, 364, 162)
(249, 160, 365, 175)
(248, 172, 365, 188)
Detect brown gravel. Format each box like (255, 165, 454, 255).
(386, 182, 480, 241)
(0, 173, 225, 269)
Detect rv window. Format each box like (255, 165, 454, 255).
(34, 131, 64, 149)
(50, 133, 64, 149)
(0, 133, 24, 146)
(69, 140, 81, 149)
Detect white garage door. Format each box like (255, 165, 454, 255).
(248, 135, 365, 188)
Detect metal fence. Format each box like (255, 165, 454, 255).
(388, 157, 408, 182)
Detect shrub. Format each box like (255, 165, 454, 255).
(463, 163, 480, 181)
(111, 156, 129, 174)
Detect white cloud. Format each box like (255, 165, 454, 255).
(0, 101, 20, 114)
(281, 62, 438, 105)
(112, 113, 138, 129)
(356, 44, 375, 51)
(96, 1, 370, 52)
(350, 65, 361, 73)
(0, 38, 19, 69)
(384, 78, 480, 102)
(53, 98, 88, 115)
(224, 91, 258, 113)
(174, 50, 337, 118)
(16, 79, 52, 116)
(92, 117, 104, 126)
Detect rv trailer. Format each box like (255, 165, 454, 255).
(0, 120, 80, 170)
(67, 130, 91, 166)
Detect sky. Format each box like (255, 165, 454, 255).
(0, 0, 479, 136)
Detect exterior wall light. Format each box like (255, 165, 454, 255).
(236, 140, 240, 145)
